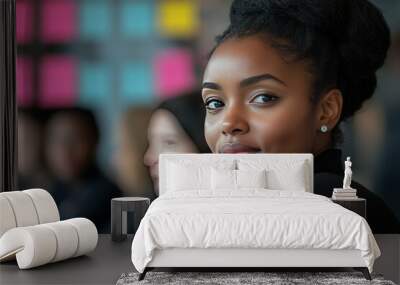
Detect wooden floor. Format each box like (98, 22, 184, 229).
(0, 234, 398, 284)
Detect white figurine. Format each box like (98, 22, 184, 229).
(342, 156, 353, 189)
(332, 156, 357, 198)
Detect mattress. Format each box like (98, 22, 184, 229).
(131, 190, 380, 273)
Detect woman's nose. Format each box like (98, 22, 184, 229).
(143, 147, 157, 167)
(221, 106, 249, 136)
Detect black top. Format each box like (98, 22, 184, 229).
(314, 148, 400, 233)
(48, 165, 122, 233)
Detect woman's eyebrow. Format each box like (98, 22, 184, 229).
(202, 82, 222, 90)
(240, 73, 287, 87)
(202, 73, 286, 91)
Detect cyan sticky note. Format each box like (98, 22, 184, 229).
(154, 48, 196, 98)
(120, 62, 153, 104)
(80, 0, 112, 40)
(158, 0, 198, 38)
(39, 56, 77, 107)
(79, 62, 111, 104)
(120, 0, 153, 38)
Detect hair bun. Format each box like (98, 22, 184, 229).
(230, 0, 390, 76)
(333, 0, 390, 76)
(222, 0, 390, 122)
(332, 0, 390, 120)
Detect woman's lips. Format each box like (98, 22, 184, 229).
(149, 166, 158, 181)
(219, 143, 261, 154)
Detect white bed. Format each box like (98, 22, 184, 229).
(131, 154, 380, 280)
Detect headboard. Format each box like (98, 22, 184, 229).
(159, 153, 314, 196)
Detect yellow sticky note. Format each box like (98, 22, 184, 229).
(158, 0, 198, 38)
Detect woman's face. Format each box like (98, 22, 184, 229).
(46, 115, 95, 181)
(144, 109, 198, 194)
(202, 35, 322, 154)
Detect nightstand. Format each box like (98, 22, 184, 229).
(331, 198, 366, 219)
(111, 197, 150, 242)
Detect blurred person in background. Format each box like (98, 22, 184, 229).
(114, 106, 155, 200)
(144, 91, 211, 195)
(45, 107, 122, 233)
(17, 108, 51, 190)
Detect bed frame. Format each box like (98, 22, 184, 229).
(138, 154, 372, 281)
(139, 248, 371, 280)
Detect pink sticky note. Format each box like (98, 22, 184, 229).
(16, 57, 33, 106)
(16, 0, 33, 44)
(39, 56, 77, 107)
(41, 0, 77, 42)
(154, 49, 196, 98)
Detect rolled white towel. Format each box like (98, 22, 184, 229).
(23, 189, 60, 224)
(0, 218, 98, 269)
(0, 195, 17, 237)
(64, 218, 98, 257)
(41, 221, 79, 263)
(0, 225, 57, 268)
(0, 191, 39, 228)
(0, 189, 60, 239)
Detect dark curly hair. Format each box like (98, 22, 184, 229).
(211, 0, 390, 146)
(157, 91, 211, 153)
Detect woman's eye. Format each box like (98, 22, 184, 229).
(163, 140, 176, 146)
(250, 94, 278, 104)
(205, 99, 224, 110)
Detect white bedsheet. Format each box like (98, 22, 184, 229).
(131, 190, 380, 273)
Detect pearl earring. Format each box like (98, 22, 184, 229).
(320, 125, 328, 133)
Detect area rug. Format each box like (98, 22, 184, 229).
(116, 271, 396, 285)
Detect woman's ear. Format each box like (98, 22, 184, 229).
(315, 89, 343, 131)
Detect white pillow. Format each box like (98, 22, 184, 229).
(236, 169, 267, 189)
(266, 162, 307, 191)
(211, 168, 236, 190)
(165, 158, 236, 193)
(167, 162, 210, 191)
(211, 169, 267, 190)
(238, 159, 309, 192)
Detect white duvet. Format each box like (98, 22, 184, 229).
(131, 190, 380, 273)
